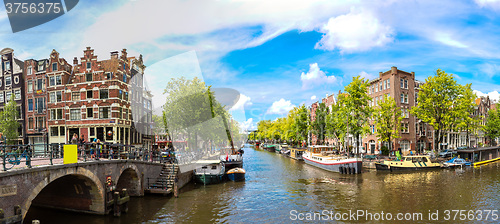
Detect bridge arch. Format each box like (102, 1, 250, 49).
(23, 167, 106, 219)
(116, 164, 142, 196)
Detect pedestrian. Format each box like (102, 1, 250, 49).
(71, 133, 78, 144)
(79, 134, 85, 156)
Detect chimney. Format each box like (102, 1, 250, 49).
(379, 72, 382, 77)
(111, 51, 119, 59)
(411, 72, 415, 76)
(391, 66, 397, 74)
(121, 48, 127, 59)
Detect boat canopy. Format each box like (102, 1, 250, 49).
(196, 160, 221, 164)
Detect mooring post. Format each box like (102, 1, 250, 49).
(113, 191, 120, 217)
(121, 189, 129, 213)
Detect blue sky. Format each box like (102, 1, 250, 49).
(1, 0, 500, 131)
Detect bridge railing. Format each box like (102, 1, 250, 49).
(0, 143, 172, 171)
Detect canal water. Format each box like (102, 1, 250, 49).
(25, 144, 500, 223)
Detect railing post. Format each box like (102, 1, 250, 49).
(2, 145, 6, 171)
(26, 144, 32, 168)
(49, 144, 53, 165)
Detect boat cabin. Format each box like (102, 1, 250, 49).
(290, 147, 307, 160)
(456, 146, 500, 165)
(307, 145, 336, 155)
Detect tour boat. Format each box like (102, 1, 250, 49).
(375, 155, 441, 171)
(302, 145, 363, 174)
(226, 167, 246, 181)
(194, 160, 225, 185)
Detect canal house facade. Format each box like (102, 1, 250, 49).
(24, 58, 49, 147)
(0, 48, 26, 144)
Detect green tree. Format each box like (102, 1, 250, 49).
(454, 85, 480, 147)
(293, 105, 309, 146)
(326, 103, 346, 149)
(373, 95, 402, 152)
(410, 69, 474, 151)
(162, 77, 231, 150)
(311, 102, 328, 145)
(483, 109, 500, 146)
(0, 95, 20, 145)
(339, 76, 373, 153)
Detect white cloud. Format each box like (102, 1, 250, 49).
(435, 32, 468, 48)
(479, 63, 500, 77)
(241, 118, 256, 131)
(315, 10, 394, 52)
(267, 98, 296, 115)
(474, 90, 500, 102)
(230, 94, 252, 111)
(358, 71, 377, 80)
(311, 95, 317, 100)
(300, 63, 337, 90)
(475, 0, 500, 10)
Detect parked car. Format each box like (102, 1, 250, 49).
(439, 149, 457, 158)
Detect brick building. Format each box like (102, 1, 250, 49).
(363, 66, 433, 154)
(0, 48, 25, 144)
(24, 58, 49, 149)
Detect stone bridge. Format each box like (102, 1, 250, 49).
(0, 160, 166, 222)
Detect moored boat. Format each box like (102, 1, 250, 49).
(263, 145, 276, 153)
(290, 147, 306, 160)
(227, 167, 246, 181)
(443, 157, 471, 168)
(302, 145, 362, 174)
(194, 160, 225, 185)
(375, 155, 441, 171)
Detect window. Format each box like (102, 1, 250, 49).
(118, 90, 122, 99)
(14, 89, 20, 100)
(415, 92, 418, 103)
(56, 75, 61, 85)
(52, 63, 57, 71)
(124, 92, 128, 101)
(86, 62, 91, 69)
(28, 66, 32, 75)
(400, 140, 410, 151)
(4, 61, 10, 71)
(400, 94, 404, 103)
(87, 108, 93, 118)
(106, 72, 112, 80)
(404, 94, 408, 103)
(37, 78, 43, 90)
(28, 99, 33, 111)
(90, 127, 95, 136)
(50, 127, 58, 136)
(36, 117, 45, 129)
(35, 97, 45, 113)
(6, 91, 12, 101)
(50, 109, 56, 120)
(57, 109, 63, 120)
(28, 81, 33, 93)
(5, 76, 11, 86)
(60, 127, 65, 136)
(87, 90, 93, 99)
(400, 78, 404, 88)
(57, 91, 62, 102)
(38, 63, 43, 71)
(124, 109, 128, 120)
(16, 106, 21, 119)
(28, 118, 34, 130)
(404, 79, 408, 89)
(118, 108, 122, 119)
(380, 82, 383, 91)
(123, 63, 126, 70)
(50, 91, 62, 102)
(123, 74, 127, 83)
(72, 92, 80, 101)
(49, 76, 55, 86)
(375, 84, 378, 93)
(387, 79, 390, 89)
(383, 80, 387, 90)
(99, 89, 108, 99)
(99, 107, 110, 119)
(402, 123, 409, 133)
(70, 109, 81, 120)
(86, 73, 92, 82)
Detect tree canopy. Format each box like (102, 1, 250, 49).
(0, 94, 20, 145)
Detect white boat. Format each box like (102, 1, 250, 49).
(302, 145, 362, 174)
(194, 160, 225, 185)
(443, 157, 471, 168)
